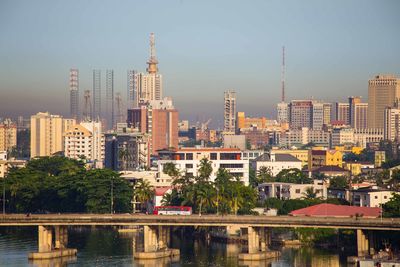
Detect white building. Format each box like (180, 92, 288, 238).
(277, 102, 289, 124)
(253, 152, 302, 177)
(224, 91, 236, 133)
(351, 188, 397, 208)
(258, 180, 328, 201)
(331, 127, 354, 147)
(280, 128, 330, 147)
(157, 147, 249, 185)
(384, 106, 400, 142)
(354, 128, 384, 148)
(64, 121, 105, 166)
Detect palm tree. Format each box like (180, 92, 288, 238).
(198, 158, 213, 182)
(257, 166, 273, 184)
(133, 180, 154, 212)
(195, 182, 215, 216)
(302, 186, 318, 200)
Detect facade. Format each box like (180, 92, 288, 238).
(0, 119, 17, 152)
(323, 103, 332, 126)
(384, 106, 400, 142)
(105, 132, 149, 171)
(280, 128, 330, 147)
(64, 121, 105, 165)
(335, 103, 350, 125)
(277, 102, 289, 124)
(353, 128, 384, 148)
(92, 69, 101, 120)
(349, 97, 368, 129)
(236, 112, 268, 130)
(127, 97, 178, 155)
(127, 70, 136, 109)
(270, 149, 309, 166)
(224, 90, 236, 133)
(222, 134, 246, 150)
(368, 75, 400, 129)
(157, 148, 249, 185)
(288, 100, 328, 130)
(308, 149, 343, 171)
(331, 127, 354, 147)
(351, 188, 397, 208)
(69, 68, 79, 120)
(106, 69, 115, 130)
(258, 180, 327, 201)
(253, 152, 302, 177)
(30, 112, 75, 158)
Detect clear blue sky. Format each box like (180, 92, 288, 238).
(0, 0, 399, 127)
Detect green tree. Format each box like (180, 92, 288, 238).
(383, 193, 400, 217)
(133, 179, 154, 212)
(163, 162, 180, 178)
(198, 158, 213, 182)
(276, 168, 312, 184)
(329, 176, 349, 189)
(302, 187, 318, 200)
(256, 166, 273, 185)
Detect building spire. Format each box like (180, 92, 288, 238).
(147, 33, 158, 74)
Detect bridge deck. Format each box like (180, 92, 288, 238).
(1, 214, 400, 230)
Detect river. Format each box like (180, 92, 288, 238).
(0, 226, 353, 267)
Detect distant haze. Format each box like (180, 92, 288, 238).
(1, 0, 399, 128)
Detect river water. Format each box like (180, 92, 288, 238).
(0, 227, 352, 267)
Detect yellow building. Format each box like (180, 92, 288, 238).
(343, 162, 362, 176)
(271, 149, 309, 167)
(0, 120, 17, 152)
(308, 149, 343, 170)
(236, 111, 268, 130)
(334, 145, 362, 155)
(30, 112, 75, 158)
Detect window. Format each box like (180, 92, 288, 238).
(384, 196, 387, 199)
(220, 164, 243, 169)
(185, 164, 193, 169)
(375, 196, 378, 199)
(210, 153, 217, 160)
(295, 189, 301, 194)
(186, 153, 193, 160)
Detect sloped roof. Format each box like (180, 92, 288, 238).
(289, 203, 381, 218)
(255, 153, 301, 162)
(155, 187, 172, 196)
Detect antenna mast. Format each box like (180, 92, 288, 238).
(281, 46, 285, 102)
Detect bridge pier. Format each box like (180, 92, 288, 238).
(238, 227, 280, 261)
(28, 225, 77, 260)
(134, 225, 179, 259)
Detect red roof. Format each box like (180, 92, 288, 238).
(154, 187, 172, 196)
(289, 203, 381, 218)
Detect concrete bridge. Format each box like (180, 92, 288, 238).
(1, 214, 400, 261)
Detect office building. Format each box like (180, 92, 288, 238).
(69, 69, 79, 120)
(157, 147, 249, 185)
(224, 90, 236, 133)
(277, 102, 289, 124)
(253, 152, 302, 176)
(128, 97, 178, 155)
(323, 103, 332, 126)
(92, 69, 101, 120)
(335, 103, 350, 125)
(368, 75, 400, 129)
(106, 69, 115, 130)
(0, 119, 17, 152)
(30, 112, 75, 158)
(127, 70, 136, 109)
(105, 131, 149, 171)
(384, 106, 400, 142)
(349, 96, 368, 129)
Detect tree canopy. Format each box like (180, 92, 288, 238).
(4, 157, 132, 213)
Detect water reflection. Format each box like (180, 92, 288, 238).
(0, 227, 352, 267)
(29, 256, 77, 267)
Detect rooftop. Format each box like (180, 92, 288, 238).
(290, 203, 381, 218)
(255, 153, 301, 162)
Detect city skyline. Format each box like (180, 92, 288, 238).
(1, 0, 400, 127)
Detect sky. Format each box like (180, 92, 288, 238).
(0, 0, 399, 128)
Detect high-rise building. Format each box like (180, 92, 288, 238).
(127, 97, 178, 155)
(335, 103, 350, 125)
(92, 69, 101, 120)
(64, 121, 105, 166)
(69, 69, 79, 120)
(106, 69, 114, 130)
(0, 119, 17, 152)
(349, 96, 368, 129)
(368, 75, 400, 129)
(277, 102, 289, 124)
(127, 70, 136, 109)
(224, 90, 236, 133)
(133, 33, 163, 107)
(323, 103, 332, 126)
(30, 112, 75, 158)
(312, 102, 324, 130)
(384, 106, 400, 142)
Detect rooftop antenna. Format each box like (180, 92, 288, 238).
(281, 46, 285, 102)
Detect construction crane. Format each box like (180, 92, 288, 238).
(201, 118, 212, 132)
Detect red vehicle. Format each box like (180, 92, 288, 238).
(153, 206, 192, 215)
